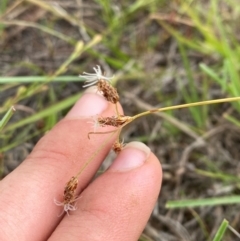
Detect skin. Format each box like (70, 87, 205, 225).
(0, 88, 162, 241)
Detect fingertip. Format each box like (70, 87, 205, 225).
(65, 86, 123, 119)
(124, 141, 151, 157)
(66, 90, 108, 118)
(109, 141, 151, 172)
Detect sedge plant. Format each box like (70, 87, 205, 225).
(54, 65, 240, 215)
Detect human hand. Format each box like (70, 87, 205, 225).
(0, 89, 162, 241)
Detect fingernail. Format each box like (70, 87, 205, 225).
(66, 87, 108, 118)
(109, 142, 151, 172)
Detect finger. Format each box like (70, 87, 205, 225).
(49, 142, 162, 241)
(0, 88, 122, 241)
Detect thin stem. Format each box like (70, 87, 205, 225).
(115, 103, 120, 117)
(88, 129, 119, 139)
(75, 129, 119, 178)
(131, 97, 240, 121)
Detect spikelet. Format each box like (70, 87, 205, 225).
(112, 140, 125, 154)
(54, 176, 79, 216)
(80, 65, 120, 104)
(98, 115, 132, 127)
(97, 79, 119, 104)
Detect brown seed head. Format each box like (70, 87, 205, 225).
(97, 80, 119, 104)
(112, 140, 124, 154)
(98, 115, 132, 128)
(63, 176, 78, 204)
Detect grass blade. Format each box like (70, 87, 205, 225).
(166, 196, 240, 209)
(212, 219, 228, 241)
(0, 106, 15, 131)
(0, 76, 85, 83)
(1, 20, 76, 45)
(3, 93, 81, 132)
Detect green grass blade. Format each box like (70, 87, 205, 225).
(199, 63, 223, 85)
(225, 59, 240, 96)
(166, 196, 240, 209)
(224, 114, 240, 128)
(0, 76, 84, 83)
(26, 0, 83, 28)
(0, 0, 9, 14)
(178, 42, 203, 127)
(159, 21, 203, 52)
(0, 128, 45, 152)
(1, 20, 76, 45)
(212, 219, 228, 241)
(195, 168, 240, 183)
(0, 0, 9, 34)
(3, 93, 81, 132)
(0, 106, 15, 131)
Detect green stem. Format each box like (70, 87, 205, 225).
(132, 97, 240, 121)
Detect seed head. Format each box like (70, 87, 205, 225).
(54, 176, 79, 216)
(112, 140, 125, 154)
(80, 65, 119, 104)
(98, 115, 132, 128)
(97, 79, 119, 104)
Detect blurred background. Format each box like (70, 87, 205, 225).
(1, 0, 240, 240)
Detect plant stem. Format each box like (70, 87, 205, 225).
(131, 97, 240, 121)
(75, 129, 119, 178)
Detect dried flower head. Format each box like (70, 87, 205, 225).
(98, 115, 132, 128)
(80, 65, 119, 104)
(54, 176, 79, 216)
(97, 79, 119, 104)
(80, 65, 113, 88)
(112, 139, 125, 154)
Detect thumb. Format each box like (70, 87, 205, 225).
(49, 142, 162, 241)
